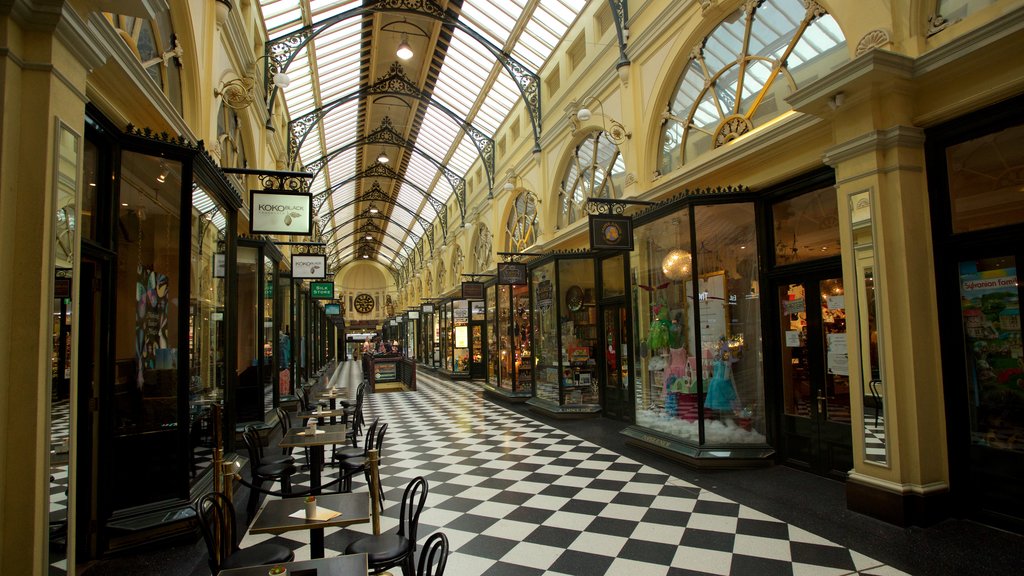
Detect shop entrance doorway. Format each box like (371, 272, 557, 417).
(600, 302, 632, 422)
(469, 319, 487, 379)
(774, 268, 852, 478)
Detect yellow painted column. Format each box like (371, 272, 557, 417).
(0, 3, 95, 573)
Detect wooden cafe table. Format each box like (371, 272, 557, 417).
(247, 492, 370, 560)
(279, 424, 350, 494)
(217, 553, 368, 575)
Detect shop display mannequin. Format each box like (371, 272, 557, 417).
(704, 340, 739, 414)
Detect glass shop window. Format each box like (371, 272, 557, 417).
(771, 186, 841, 266)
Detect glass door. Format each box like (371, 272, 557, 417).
(777, 273, 852, 477)
(600, 303, 632, 421)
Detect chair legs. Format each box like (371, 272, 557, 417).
(247, 479, 262, 520)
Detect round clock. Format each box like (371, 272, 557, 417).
(354, 293, 375, 314)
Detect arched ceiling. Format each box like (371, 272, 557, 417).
(256, 0, 587, 275)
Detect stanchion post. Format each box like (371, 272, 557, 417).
(368, 448, 381, 535)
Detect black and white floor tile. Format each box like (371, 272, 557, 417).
(863, 414, 887, 464)
(244, 362, 908, 575)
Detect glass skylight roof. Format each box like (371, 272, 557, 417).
(257, 0, 583, 270)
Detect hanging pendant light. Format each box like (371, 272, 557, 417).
(396, 33, 414, 60)
(377, 149, 390, 163)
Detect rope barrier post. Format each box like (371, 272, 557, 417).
(368, 448, 381, 535)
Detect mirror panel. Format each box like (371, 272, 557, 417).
(850, 189, 888, 466)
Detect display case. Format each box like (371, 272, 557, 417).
(620, 195, 772, 466)
(483, 282, 532, 401)
(440, 298, 472, 378)
(527, 253, 601, 417)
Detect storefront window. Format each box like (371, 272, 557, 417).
(278, 264, 292, 395)
(236, 246, 262, 421)
(263, 255, 274, 414)
(959, 256, 1023, 453)
(632, 202, 765, 445)
(946, 123, 1024, 233)
(453, 300, 470, 373)
(488, 285, 499, 386)
(533, 262, 559, 403)
(772, 186, 841, 265)
(559, 259, 598, 405)
(113, 151, 182, 508)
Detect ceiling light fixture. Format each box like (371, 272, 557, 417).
(377, 149, 390, 164)
(369, 203, 380, 214)
(156, 167, 169, 184)
(366, 234, 373, 240)
(396, 33, 414, 60)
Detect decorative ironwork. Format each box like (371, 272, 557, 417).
(256, 172, 310, 192)
(263, 0, 541, 155)
(286, 65, 494, 189)
(608, 0, 630, 70)
(584, 197, 655, 216)
(310, 162, 447, 235)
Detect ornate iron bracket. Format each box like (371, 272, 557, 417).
(584, 197, 655, 216)
(497, 251, 543, 263)
(222, 167, 313, 193)
(608, 0, 630, 70)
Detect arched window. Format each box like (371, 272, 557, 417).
(558, 131, 625, 229)
(106, 8, 184, 113)
(506, 191, 538, 252)
(659, 0, 846, 173)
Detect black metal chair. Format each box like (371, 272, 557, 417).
(417, 532, 449, 576)
(242, 426, 296, 520)
(196, 491, 293, 574)
(333, 417, 379, 464)
(339, 422, 388, 508)
(345, 476, 428, 576)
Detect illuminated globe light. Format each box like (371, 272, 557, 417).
(661, 249, 692, 281)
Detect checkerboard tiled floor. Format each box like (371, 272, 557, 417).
(243, 362, 909, 576)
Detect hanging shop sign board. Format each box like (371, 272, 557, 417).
(421, 303, 434, 313)
(407, 310, 420, 320)
(325, 303, 341, 315)
(589, 214, 634, 251)
(462, 281, 485, 300)
(310, 281, 334, 299)
(250, 190, 313, 236)
(292, 254, 327, 279)
(497, 262, 528, 285)
(54, 276, 72, 299)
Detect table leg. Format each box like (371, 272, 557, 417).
(311, 446, 323, 495)
(311, 526, 325, 558)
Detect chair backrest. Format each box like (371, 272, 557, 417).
(241, 426, 263, 469)
(196, 492, 237, 573)
(416, 532, 449, 576)
(361, 418, 380, 455)
(374, 422, 388, 459)
(275, 407, 292, 431)
(397, 476, 428, 547)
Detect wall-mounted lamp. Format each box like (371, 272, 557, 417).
(396, 33, 414, 60)
(567, 95, 631, 145)
(503, 170, 523, 192)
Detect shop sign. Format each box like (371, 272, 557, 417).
(408, 311, 420, 319)
(292, 254, 327, 279)
(374, 362, 398, 381)
(54, 276, 72, 299)
(497, 262, 528, 285)
(462, 281, 484, 299)
(389, 319, 398, 326)
(537, 279, 553, 309)
(325, 303, 341, 315)
(421, 303, 434, 313)
(589, 214, 634, 251)
(249, 190, 313, 236)
(310, 281, 334, 299)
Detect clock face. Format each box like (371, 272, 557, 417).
(354, 293, 375, 314)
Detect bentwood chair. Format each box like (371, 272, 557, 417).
(339, 422, 388, 508)
(333, 417, 379, 463)
(345, 476, 428, 576)
(416, 532, 450, 576)
(196, 491, 293, 574)
(242, 426, 296, 520)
